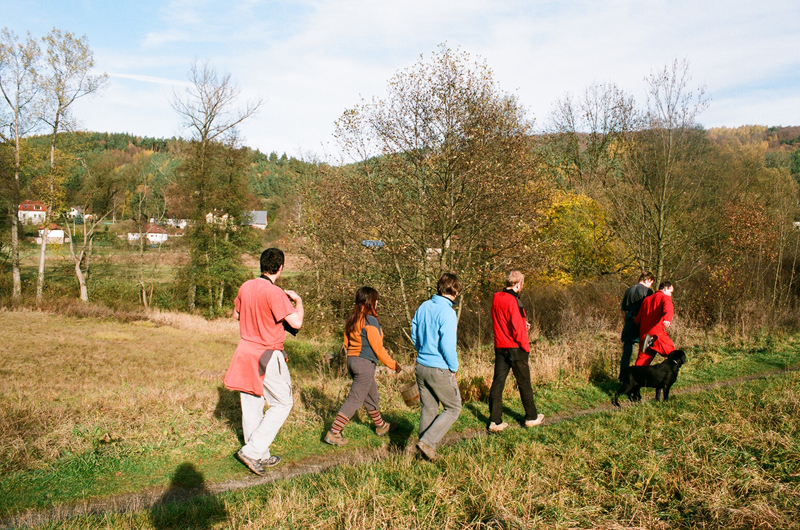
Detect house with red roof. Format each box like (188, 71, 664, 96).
(127, 223, 169, 244)
(36, 223, 67, 244)
(18, 200, 47, 225)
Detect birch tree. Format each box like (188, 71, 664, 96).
(615, 59, 711, 283)
(0, 28, 40, 301)
(35, 28, 107, 303)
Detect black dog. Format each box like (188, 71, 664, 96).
(613, 350, 687, 407)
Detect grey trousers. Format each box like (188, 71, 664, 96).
(338, 356, 380, 418)
(415, 363, 462, 449)
(240, 352, 293, 461)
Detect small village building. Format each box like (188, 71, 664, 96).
(36, 224, 68, 244)
(66, 206, 84, 220)
(165, 218, 188, 229)
(247, 210, 269, 230)
(18, 200, 47, 225)
(127, 224, 169, 244)
(205, 211, 230, 225)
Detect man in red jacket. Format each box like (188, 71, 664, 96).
(633, 281, 676, 366)
(488, 270, 544, 433)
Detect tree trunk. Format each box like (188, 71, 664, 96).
(11, 212, 21, 301)
(36, 224, 48, 304)
(75, 258, 88, 301)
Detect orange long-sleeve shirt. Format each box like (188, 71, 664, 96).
(343, 315, 398, 370)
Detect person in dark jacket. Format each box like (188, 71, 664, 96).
(487, 270, 544, 433)
(619, 271, 655, 379)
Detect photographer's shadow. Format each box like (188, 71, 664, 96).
(150, 463, 226, 529)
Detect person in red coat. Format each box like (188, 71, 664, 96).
(488, 270, 544, 433)
(633, 281, 676, 366)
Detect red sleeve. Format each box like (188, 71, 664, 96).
(662, 296, 674, 322)
(267, 285, 295, 323)
(509, 302, 529, 351)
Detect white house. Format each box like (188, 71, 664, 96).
(36, 224, 67, 244)
(18, 200, 47, 225)
(66, 206, 84, 220)
(165, 218, 188, 229)
(128, 223, 169, 244)
(247, 210, 268, 230)
(205, 211, 230, 225)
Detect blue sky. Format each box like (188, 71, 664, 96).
(3, 0, 799, 158)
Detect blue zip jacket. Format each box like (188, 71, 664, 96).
(411, 294, 459, 372)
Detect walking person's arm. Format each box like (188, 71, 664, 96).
(365, 317, 400, 371)
(439, 312, 459, 373)
(283, 290, 304, 329)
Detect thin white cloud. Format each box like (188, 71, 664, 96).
(4, 0, 799, 154)
(109, 72, 191, 87)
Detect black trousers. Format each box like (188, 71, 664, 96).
(488, 347, 537, 423)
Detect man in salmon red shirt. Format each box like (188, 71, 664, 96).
(633, 281, 675, 366)
(488, 270, 544, 433)
(223, 248, 304, 476)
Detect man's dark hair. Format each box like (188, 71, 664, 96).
(260, 248, 285, 274)
(658, 280, 674, 292)
(638, 271, 655, 283)
(437, 273, 462, 297)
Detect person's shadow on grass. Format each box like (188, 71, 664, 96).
(385, 416, 417, 452)
(213, 385, 244, 444)
(149, 463, 227, 529)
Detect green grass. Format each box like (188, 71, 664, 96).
(2, 309, 800, 526)
(12, 239, 186, 295)
(25, 371, 800, 529)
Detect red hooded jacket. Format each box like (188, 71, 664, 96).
(634, 290, 675, 356)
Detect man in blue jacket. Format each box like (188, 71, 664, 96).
(412, 273, 462, 461)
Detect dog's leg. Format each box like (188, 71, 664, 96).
(655, 387, 662, 401)
(664, 385, 671, 401)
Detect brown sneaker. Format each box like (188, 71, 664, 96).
(376, 421, 397, 436)
(524, 414, 545, 428)
(236, 450, 266, 476)
(416, 440, 438, 461)
(487, 421, 508, 433)
(259, 455, 281, 467)
(324, 430, 348, 446)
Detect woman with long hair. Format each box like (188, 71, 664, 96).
(325, 286, 402, 446)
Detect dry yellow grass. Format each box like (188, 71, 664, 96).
(0, 308, 240, 472)
(0, 302, 743, 476)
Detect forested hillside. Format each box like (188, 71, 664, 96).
(8, 131, 314, 224)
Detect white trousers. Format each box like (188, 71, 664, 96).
(239, 352, 293, 460)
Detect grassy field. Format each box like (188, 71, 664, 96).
(9, 236, 267, 312)
(1, 309, 799, 528)
(17, 366, 800, 529)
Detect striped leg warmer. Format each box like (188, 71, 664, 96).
(330, 412, 350, 435)
(367, 408, 386, 428)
